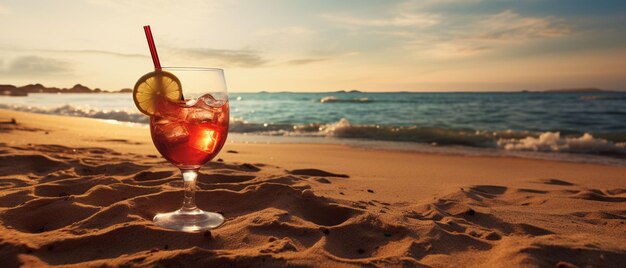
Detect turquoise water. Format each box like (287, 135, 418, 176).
(231, 92, 626, 135)
(1, 92, 625, 159)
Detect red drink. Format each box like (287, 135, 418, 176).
(150, 94, 229, 168)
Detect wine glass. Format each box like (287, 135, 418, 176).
(149, 67, 229, 232)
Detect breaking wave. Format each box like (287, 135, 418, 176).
(2, 103, 625, 157)
(0, 103, 149, 123)
(231, 118, 626, 156)
(319, 96, 371, 103)
(497, 132, 626, 155)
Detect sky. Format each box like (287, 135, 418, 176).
(1, 0, 625, 92)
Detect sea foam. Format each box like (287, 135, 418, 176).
(2, 103, 625, 157)
(0, 103, 149, 124)
(319, 96, 370, 103)
(497, 132, 626, 155)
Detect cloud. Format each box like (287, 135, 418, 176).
(324, 12, 440, 28)
(285, 58, 328, 66)
(1, 56, 72, 76)
(171, 47, 350, 68)
(406, 41, 491, 58)
(35, 49, 147, 58)
(400, 12, 570, 59)
(0, 47, 147, 58)
(407, 10, 571, 58)
(323, 0, 572, 59)
(282, 50, 359, 66)
(473, 10, 570, 41)
(172, 48, 268, 67)
(393, 0, 483, 11)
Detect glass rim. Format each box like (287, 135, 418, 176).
(162, 67, 224, 72)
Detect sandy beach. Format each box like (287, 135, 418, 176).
(0, 108, 625, 267)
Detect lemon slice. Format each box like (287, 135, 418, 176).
(133, 71, 183, 115)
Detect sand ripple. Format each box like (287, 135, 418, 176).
(0, 144, 625, 267)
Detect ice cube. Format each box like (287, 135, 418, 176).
(189, 128, 219, 152)
(186, 108, 217, 124)
(200, 94, 227, 108)
(217, 111, 228, 124)
(158, 122, 189, 144)
(152, 118, 171, 126)
(155, 99, 188, 120)
(185, 98, 199, 106)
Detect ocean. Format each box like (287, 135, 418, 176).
(1, 91, 625, 164)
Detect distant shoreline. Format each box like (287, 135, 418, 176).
(0, 83, 622, 96)
(0, 83, 131, 96)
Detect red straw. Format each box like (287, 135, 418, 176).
(143, 25, 162, 71)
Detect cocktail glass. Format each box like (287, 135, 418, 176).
(147, 67, 229, 232)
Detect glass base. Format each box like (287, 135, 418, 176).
(153, 208, 224, 232)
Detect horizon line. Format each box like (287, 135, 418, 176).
(2, 82, 624, 93)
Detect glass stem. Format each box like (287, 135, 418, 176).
(181, 169, 199, 211)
